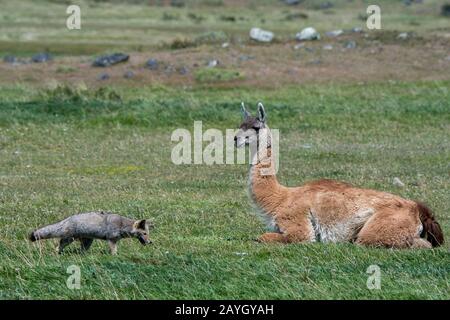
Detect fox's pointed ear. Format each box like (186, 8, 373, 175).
(134, 219, 146, 230)
(257, 102, 266, 122)
(241, 102, 250, 119)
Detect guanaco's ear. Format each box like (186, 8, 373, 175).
(257, 102, 266, 122)
(134, 219, 147, 230)
(241, 102, 250, 119)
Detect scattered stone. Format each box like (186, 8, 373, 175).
(98, 73, 110, 80)
(441, 4, 450, 17)
(249, 27, 274, 43)
(325, 29, 344, 37)
(207, 59, 219, 68)
(222, 42, 229, 48)
(318, 1, 334, 9)
(238, 55, 254, 62)
(323, 44, 333, 50)
(296, 27, 320, 41)
(293, 43, 305, 50)
(164, 65, 175, 75)
(393, 177, 405, 188)
(178, 66, 188, 75)
(283, 0, 302, 5)
(304, 47, 314, 53)
(352, 27, 363, 33)
(93, 53, 129, 67)
(3, 55, 18, 64)
(397, 32, 410, 40)
(146, 58, 158, 70)
(344, 40, 357, 49)
(403, 0, 423, 5)
(31, 52, 53, 63)
(170, 0, 185, 7)
(123, 70, 134, 79)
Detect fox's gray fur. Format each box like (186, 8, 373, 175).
(29, 211, 154, 255)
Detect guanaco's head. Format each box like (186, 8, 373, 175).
(234, 102, 268, 148)
(132, 219, 154, 245)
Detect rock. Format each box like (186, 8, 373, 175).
(170, 0, 185, 7)
(296, 27, 320, 41)
(164, 65, 175, 75)
(31, 52, 53, 63)
(207, 59, 219, 68)
(293, 43, 305, 50)
(344, 40, 356, 49)
(318, 1, 333, 9)
(249, 27, 274, 43)
(352, 27, 363, 33)
(3, 55, 18, 64)
(146, 58, 158, 70)
(323, 44, 333, 50)
(222, 42, 229, 48)
(325, 29, 344, 37)
(404, 0, 423, 5)
(238, 55, 254, 61)
(98, 73, 110, 80)
(397, 32, 409, 40)
(283, 0, 302, 5)
(123, 71, 134, 79)
(441, 4, 450, 17)
(178, 66, 188, 75)
(93, 53, 129, 67)
(393, 177, 405, 188)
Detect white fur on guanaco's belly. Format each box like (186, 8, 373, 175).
(309, 208, 375, 243)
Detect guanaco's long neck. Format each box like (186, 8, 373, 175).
(249, 147, 288, 215)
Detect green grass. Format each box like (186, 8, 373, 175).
(0, 81, 449, 299)
(195, 67, 244, 83)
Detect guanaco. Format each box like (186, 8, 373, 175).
(234, 102, 444, 248)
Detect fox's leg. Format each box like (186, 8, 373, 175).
(80, 238, 94, 252)
(108, 240, 118, 255)
(57, 238, 74, 254)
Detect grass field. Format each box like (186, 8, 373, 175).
(0, 82, 449, 299)
(0, 0, 449, 300)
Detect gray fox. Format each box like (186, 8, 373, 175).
(29, 211, 154, 255)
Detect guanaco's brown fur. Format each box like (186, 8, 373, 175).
(235, 103, 444, 249)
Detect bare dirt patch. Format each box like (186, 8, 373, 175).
(2, 33, 450, 89)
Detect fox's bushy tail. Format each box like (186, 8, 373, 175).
(29, 221, 66, 242)
(416, 201, 444, 247)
